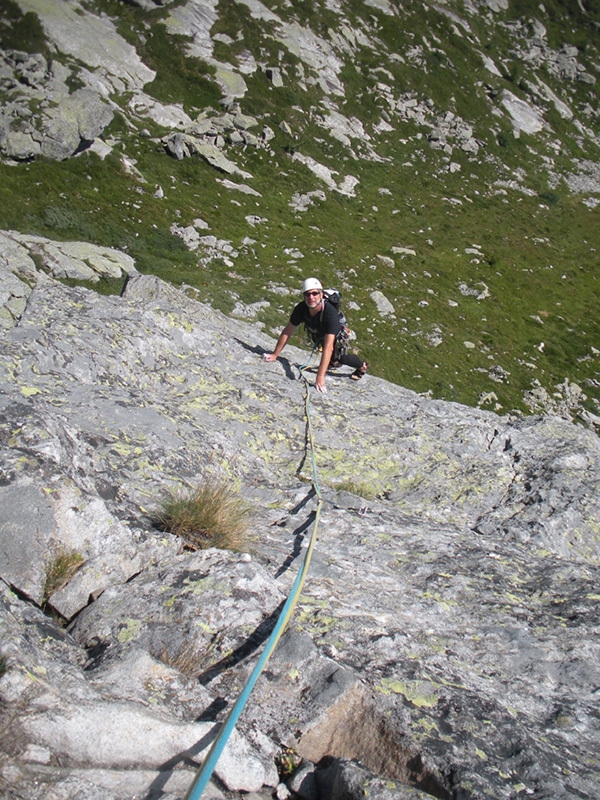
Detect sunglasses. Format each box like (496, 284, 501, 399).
(304, 290, 321, 297)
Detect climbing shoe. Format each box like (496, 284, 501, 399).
(350, 362, 368, 381)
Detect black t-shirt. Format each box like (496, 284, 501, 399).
(290, 299, 341, 343)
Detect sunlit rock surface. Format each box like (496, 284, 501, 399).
(1, 242, 599, 799)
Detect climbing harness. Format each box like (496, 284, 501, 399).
(184, 356, 323, 800)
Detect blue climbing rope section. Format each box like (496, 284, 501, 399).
(184, 359, 322, 800)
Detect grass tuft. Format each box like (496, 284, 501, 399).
(334, 480, 379, 501)
(155, 480, 251, 552)
(156, 640, 203, 677)
(43, 548, 84, 601)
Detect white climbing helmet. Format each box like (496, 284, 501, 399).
(302, 278, 322, 294)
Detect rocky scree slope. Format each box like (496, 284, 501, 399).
(2, 0, 599, 169)
(0, 0, 599, 418)
(1, 238, 600, 799)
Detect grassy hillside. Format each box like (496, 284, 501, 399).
(1, 0, 599, 420)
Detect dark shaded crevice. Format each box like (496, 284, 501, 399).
(274, 512, 315, 578)
(196, 599, 285, 685)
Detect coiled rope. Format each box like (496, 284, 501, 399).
(184, 356, 323, 800)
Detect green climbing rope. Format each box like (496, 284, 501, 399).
(184, 357, 322, 800)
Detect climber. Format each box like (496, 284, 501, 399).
(263, 278, 368, 394)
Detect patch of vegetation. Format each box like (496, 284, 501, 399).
(0, 2, 50, 57)
(58, 275, 128, 296)
(43, 548, 85, 602)
(156, 640, 203, 677)
(65, 72, 86, 93)
(140, 28, 220, 111)
(155, 480, 251, 551)
(275, 746, 302, 781)
(334, 480, 379, 501)
(538, 191, 560, 206)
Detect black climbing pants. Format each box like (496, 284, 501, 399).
(328, 353, 364, 371)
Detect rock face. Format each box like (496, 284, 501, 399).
(0, 230, 137, 328)
(3, 0, 599, 434)
(0, 49, 115, 161)
(1, 237, 600, 799)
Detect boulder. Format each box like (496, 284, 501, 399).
(41, 87, 113, 159)
(15, 0, 155, 91)
(370, 289, 395, 316)
(163, 133, 254, 178)
(1, 130, 41, 160)
(3, 232, 137, 285)
(266, 67, 284, 87)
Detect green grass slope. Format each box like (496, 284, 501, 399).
(0, 0, 598, 421)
